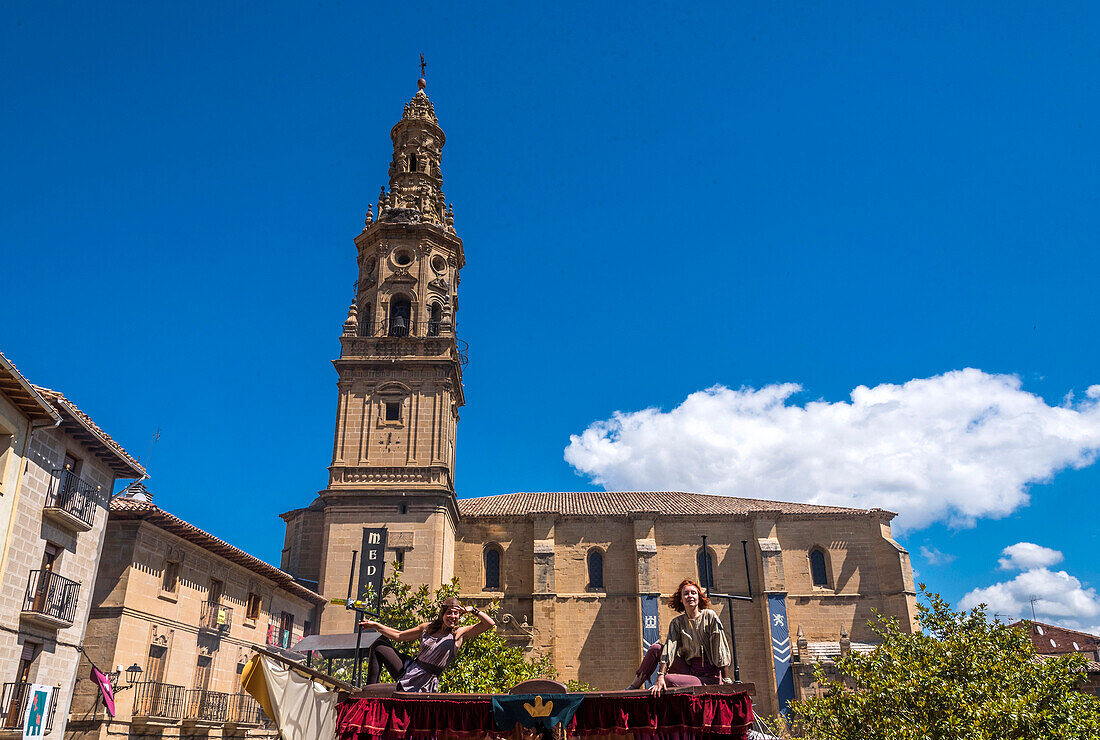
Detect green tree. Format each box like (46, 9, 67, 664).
(793, 586, 1100, 740)
(356, 568, 557, 693)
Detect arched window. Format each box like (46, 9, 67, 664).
(427, 304, 443, 336)
(408, 153, 418, 172)
(809, 549, 829, 587)
(587, 549, 604, 590)
(484, 546, 501, 590)
(697, 548, 715, 590)
(389, 297, 411, 337)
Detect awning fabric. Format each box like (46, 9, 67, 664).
(292, 632, 383, 658)
(242, 655, 338, 740)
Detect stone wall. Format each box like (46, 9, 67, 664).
(0, 425, 116, 739)
(454, 511, 915, 717)
(69, 518, 320, 740)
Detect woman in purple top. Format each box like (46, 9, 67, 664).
(360, 597, 495, 692)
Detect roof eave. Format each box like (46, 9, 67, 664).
(0, 354, 61, 424)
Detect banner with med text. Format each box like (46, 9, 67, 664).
(357, 527, 388, 610)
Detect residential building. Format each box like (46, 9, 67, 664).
(0, 353, 145, 738)
(1015, 621, 1100, 697)
(68, 490, 326, 740)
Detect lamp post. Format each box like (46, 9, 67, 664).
(114, 664, 143, 691)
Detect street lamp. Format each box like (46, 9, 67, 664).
(113, 663, 144, 691)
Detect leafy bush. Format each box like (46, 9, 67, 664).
(793, 586, 1100, 740)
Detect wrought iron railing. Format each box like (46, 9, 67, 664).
(22, 570, 79, 624)
(45, 468, 100, 527)
(184, 689, 228, 722)
(426, 320, 443, 336)
(0, 682, 57, 731)
(226, 692, 263, 725)
(198, 601, 232, 632)
(132, 682, 185, 719)
(384, 317, 414, 337)
(266, 623, 293, 649)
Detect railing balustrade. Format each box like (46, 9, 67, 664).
(45, 468, 100, 528)
(132, 682, 185, 720)
(198, 601, 232, 632)
(226, 692, 263, 725)
(22, 570, 79, 625)
(184, 689, 228, 722)
(266, 624, 293, 649)
(0, 682, 57, 732)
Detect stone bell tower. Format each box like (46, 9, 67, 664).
(297, 75, 466, 633)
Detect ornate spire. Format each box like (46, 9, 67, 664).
(342, 301, 359, 336)
(380, 74, 448, 227)
(402, 87, 438, 124)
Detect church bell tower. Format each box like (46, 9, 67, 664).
(305, 74, 466, 631)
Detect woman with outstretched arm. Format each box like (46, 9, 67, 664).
(359, 597, 495, 692)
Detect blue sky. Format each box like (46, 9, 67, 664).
(3, 2, 1098, 630)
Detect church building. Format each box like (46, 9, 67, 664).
(279, 77, 918, 716)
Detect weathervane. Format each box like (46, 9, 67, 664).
(420, 53, 426, 79)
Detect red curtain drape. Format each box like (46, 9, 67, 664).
(337, 691, 753, 740)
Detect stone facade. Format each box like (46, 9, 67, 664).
(450, 493, 915, 715)
(279, 80, 919, 718)
(0, 357, 145, 740)
(283, 77, 465, 639)
(67, 493, 325, 740)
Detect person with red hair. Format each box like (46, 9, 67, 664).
(626, 578, 733, 693)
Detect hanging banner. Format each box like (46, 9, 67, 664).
(22, 684, 52, 740)
(640, 594, 660, 686)
(766, 593, 796, 716)
(357, 527, 388, 610)
(90, 666, 116, 717)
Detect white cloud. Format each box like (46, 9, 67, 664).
(920, 546, 956, 566)
(564, 370, 1100, 530)
(960, 565, 1100, 634)
(998, 542, 1064, 571)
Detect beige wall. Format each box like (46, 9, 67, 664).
(69, 517, 319, 740)
(316, 495, 455, 635)
(454, 511, 916, 716)
(0, 425, 117, 739)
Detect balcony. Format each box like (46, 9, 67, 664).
(199, 602, 232, 634)
(225, 693, 264, 726)
(20, 570, 79, 629)
(183, 690, 228, 726)
(266, 624, 293, 649)
(132, 682, 184, 725)
(0, 682, 57, 733)
(43, 468, 100, 532)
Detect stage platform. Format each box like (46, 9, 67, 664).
(338, 684, 756, 740)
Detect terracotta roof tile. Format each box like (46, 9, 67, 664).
(1011, 621, 1100, 656)
(111, 496, 325, 605)
(457, 491, 889, 519)
(33, 386, 144, 478)
(0, 352, 60, 423)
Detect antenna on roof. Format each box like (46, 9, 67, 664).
(140, 429, 161, 468)
(1030, 596, 1038, 621)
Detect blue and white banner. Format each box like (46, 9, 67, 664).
(767, 593, 796, 716)
(640, 594, 660, 685)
